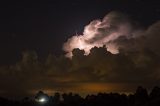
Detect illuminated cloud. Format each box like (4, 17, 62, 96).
(63, 11, 142, 57)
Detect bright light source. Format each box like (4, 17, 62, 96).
(39, 98, 46, 102)
(36, 97, 48, 103)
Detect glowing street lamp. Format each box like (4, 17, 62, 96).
(38, 97, 46, 103)
(35, 91, 49, 104)
(35, 96, 49, 103)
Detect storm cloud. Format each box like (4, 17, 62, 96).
(63, 11, 143, 57)
(0, 12, 160, 98)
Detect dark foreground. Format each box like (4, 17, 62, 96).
(1, 86, 160, 106)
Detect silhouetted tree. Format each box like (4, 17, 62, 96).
(135, 86, 148, 106)
(150, 86, 160, 100)
(53, 92, 61, 106)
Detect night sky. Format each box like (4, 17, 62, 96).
(0, 0, 160, 98)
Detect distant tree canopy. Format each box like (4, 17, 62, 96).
(1, 86, 160, 106)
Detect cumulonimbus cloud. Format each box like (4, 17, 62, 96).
(63, 11, 142, 58)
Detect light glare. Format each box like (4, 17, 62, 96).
(37, 98, 46, 103)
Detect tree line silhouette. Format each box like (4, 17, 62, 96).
(0, 86, 160, 106)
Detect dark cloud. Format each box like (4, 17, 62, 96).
(1, 44, 160, 98)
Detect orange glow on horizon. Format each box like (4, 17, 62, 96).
(28, 82, 136, 96)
